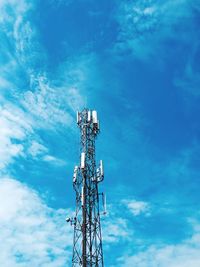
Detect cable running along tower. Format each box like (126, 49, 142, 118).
(68, 109, 105, 267)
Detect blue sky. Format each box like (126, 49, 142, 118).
(1, 0, 200, 266)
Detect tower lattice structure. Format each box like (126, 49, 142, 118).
(69, 109, 105, 267)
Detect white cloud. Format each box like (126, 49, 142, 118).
(115, 0, 195, 60)
(0, 0, 88, 171)
(123, 199, 150, 216)
(28, 141, 48, 157)
(0, 0, 31, 66)
(102, 217, 130, 243)
(0, 104, 33, 169)
(0, 1, 34, 170)
(43, 155, 66, 166)
(28, 140, 67, 166)
(0, 0, 29, 24)
(21, 75, 75, 128)
(0, 100, 67, 170)
(0, 177, 72, 267)
(0, 0, 100, 137)
(0, 0, 85, 127)
(19, 53, 101, 128)
(101, 203, 133, 245)
(57, 53, 103, 97)
(117, 221, 200, 267)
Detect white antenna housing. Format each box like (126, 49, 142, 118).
(97, 160, 104, 182)
(100, 160, 104, 177)
(87, 110, 91, 122)
(81, 152, 86, 169)
(92, 110, 98, 124)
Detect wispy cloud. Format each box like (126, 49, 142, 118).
(28, 141, 48, 157)
(21, 75, 74, 128)
(0, 0, 92, 171)
(116, 219, 200, 267)
(102, 202, 134, 246)
(0, 104, 33, 170)
(43, 155, 66, 166)
(114, 0, 197, 60)
(0, 177, 72, 266)
(122, 199, 150, 216)
(103, 216, 130, 243)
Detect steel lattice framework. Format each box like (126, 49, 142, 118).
(69, 109, 105, 267)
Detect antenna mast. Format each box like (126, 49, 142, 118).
(70, 108, 105, 267)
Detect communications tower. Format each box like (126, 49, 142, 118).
(67, 109, 105, 267)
